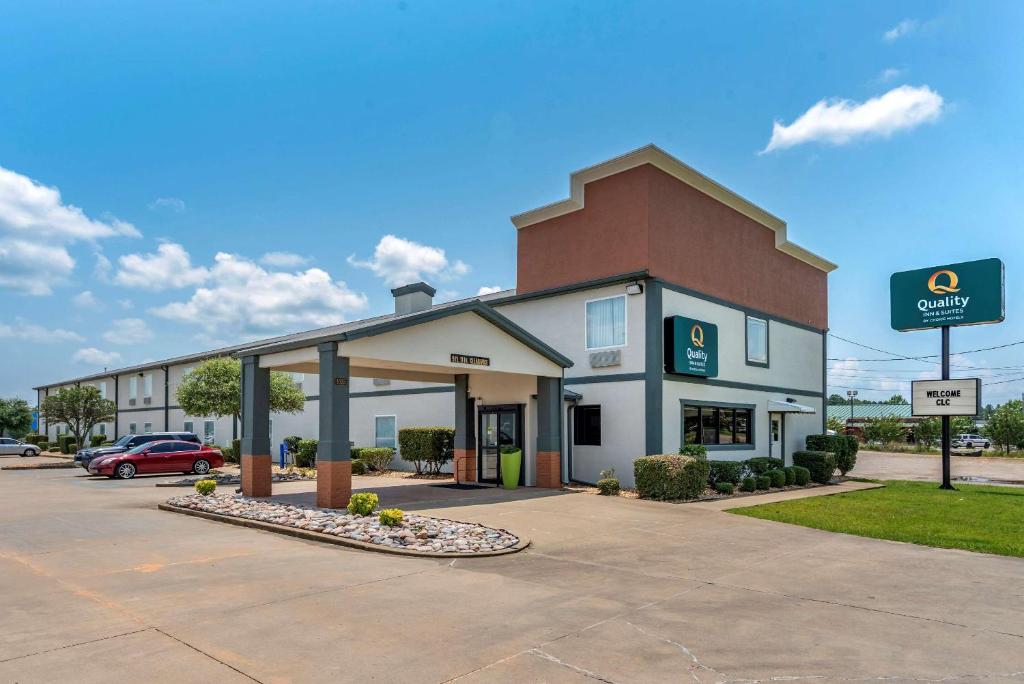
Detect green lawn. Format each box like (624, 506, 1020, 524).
(729, 480, 1024, 558)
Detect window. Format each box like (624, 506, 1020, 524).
(143, 422, 153, 434)
(746, 316, 768, 366)
(183, 421, 194, 434)
(291, 373, 304, 392)
(98, 424, 106, 436)
(129, 376, 138, 398)
(98, 382, 106, 400)
(573, 405, 602, 446)
(375, 415, 397, 450)
(585, 295, 626, 349)
(683, 404, 753, 447)
(143, 373, 153, 398)
(203, 420, 215, 444)
(129, 422, 137, 434)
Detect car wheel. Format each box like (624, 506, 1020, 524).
(116, 462, 136, 480)
(965, 442, 973, 449)
(23, 448, 38, 457)
(193, 459, 211, 475)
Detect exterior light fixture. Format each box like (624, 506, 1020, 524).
(625, 282, 644, 296)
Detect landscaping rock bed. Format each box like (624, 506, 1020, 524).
(164, 493, 520, 554)
(157, 471, 315, 487)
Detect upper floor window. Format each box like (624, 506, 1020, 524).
(98, 382, 106, 400)
(586, 295, 626, 350)
(143, 373, 153, 398)
(746, 316, 768, 366)
(129, 376, 138, 398)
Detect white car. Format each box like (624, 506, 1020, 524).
(0, 438, 40, 457)
(953, 434, 990, 449)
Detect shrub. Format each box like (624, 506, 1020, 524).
(679, 443, 708, 459)
(398, 427, 455, 475)
(634, 454, 710, 501)
(232, 437, 241, 459)
(745, 456, 783, 476)
(793, 466, 811, 486)
(23, 433, 45, 446)
(378, 508, 404, 527)
(360, 447, 395, 472)
(58, 435, 77, 454)
(782, 467, 797, 486)
(767, 469, 786, 488)
(90, 434, 106, 447)
(194, 479, 216, 496)
(295, 438, 319, 468)
(805, 434, 859, 476)
(347, 492, 379, 516)
(350, 446, 364, 460)
(755, 474, 771, 490)
(707, 460, 745, 486)
(283, 435, 302, 456)
(740, 476, 756, 492)
(350, 458, 367, 475)
(792, 451, 836, 484)
(596, 478, 620, 496)
(714, 482, 735, 495)
(65, 441, 79, 454)
(220, 445, 235, 462)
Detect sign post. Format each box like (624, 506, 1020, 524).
(891, 258, 1005, 490)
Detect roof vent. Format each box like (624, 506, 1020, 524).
(391, 282, 436, 316)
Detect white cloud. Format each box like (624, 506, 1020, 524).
(72, 290, 100, 308)
(115, 242, 209, 290)
(102, 318, 153, 344)
(260, 251, 310, 268)
(476, 285, 504, 296)
(72, 347, 122, 367)
(348, 235, 470, 287)
(118, 298, 133, 310)
(0, 165, 138, 294)
(93, 252, 113, 282)
(0, 319, 83, 343)
(762, 85, 943, 153)
(152, 252, 368, 338)
(878, 67, 905, 83)
(884, 19, 918, 42)
(147, 197, 186, 213)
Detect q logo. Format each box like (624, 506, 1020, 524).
(928, 269, 960, 294)
(690, 324, 704, 348)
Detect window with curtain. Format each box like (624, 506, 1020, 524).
(585, 295, 626, 349)
(375, 416, 397, 450)
(683, 404, 753, 447)
(143, 373, 153, 398)
(183, 421, 194, 434)
(143, 422, 153, 434)
(746, 316, 768, 365)
(203, 420, 215, 444)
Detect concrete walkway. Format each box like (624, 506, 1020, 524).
(692, 479, 883, 511)
(1, 466, 1022, 682)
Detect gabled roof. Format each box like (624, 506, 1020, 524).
(511, 144, 837, 274)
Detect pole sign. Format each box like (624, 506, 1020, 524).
(890, 258, 1004, 331)
(664, 316, 718, 377)
(911, 379, 981, 417)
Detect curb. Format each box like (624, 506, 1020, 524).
(2, 461, 77, 471)
(155, 478, 315, 488)
(158, 503, 531, 559)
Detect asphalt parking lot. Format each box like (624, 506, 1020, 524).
(1, 459, 1023, 683)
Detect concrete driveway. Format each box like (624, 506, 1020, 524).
(1, 467, 1022, 682)
(852, 449, 1024, 484)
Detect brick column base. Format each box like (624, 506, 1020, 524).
(536, 451, 561, 488)
(317, 460, 352, 509)
(454, 448, 477, 483)
(241, 454, 272, 497)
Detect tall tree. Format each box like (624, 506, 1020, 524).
(983, 400, 1024, 455)
(0, 397, 33, 438)
(886, 393, 909, 405)
(951, 415, 977, 435)
(863, 415, 906, 447)
(40, 387, 115, 448)
(176, 357, 306, 426)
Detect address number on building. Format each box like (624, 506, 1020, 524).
(451, 353, 490, 366)
(911, 379, 981, 417)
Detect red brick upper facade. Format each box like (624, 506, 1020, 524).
(513, 149, 832, 330)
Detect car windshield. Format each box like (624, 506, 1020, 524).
(112, 435, 133, 447)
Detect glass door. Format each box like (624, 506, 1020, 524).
(478, 405, 523, 485)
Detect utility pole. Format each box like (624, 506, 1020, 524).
(847, 390, 858, 428)
(939, 326, 954, 490)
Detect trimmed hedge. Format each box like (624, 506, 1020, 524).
(679, 444, 708, 459)
(23, 433, 46, 447)
(740, 476, 756, 492)
(792, 451, 836, 484)
(295, 438, 318, 468)
(782, 466, 797, 486)
(707, 460, 745, 486)
(806, 434, 859, 476)
(755, 474, 771, 490)
(634, 454, 710, 501)
(745, 456, 783, 476)
(714, 482, 735, 495)
(90, 434, 106, 447)
(351, 458, 367, 475)
(793, 466, 811, 486)
(58, 435, 77, 454)
(398, 427, 454, 475)
(597, 477, 621, 496)
(360, 447, 395, 472)
(767, 469, 786, 488)
(194, 479, 216, 496)
(283, 435, 302, 456)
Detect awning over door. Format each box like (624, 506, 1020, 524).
(768, 399, 816, 414)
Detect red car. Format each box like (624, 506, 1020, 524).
(88, 440, 223, 479)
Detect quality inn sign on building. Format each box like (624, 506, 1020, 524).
(890, 258, 1005, 331)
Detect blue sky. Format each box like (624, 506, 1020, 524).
(1, 1, 1022, 404)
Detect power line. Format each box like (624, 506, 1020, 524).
(827, 334, 1024, 371)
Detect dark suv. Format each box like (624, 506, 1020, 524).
(75, 432, 202, 469)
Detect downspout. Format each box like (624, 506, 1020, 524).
(162, 365, 170, 431)
(821, 331, 828, 435)
(113, 374, 120, 439)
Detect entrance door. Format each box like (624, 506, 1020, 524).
(478, 405, 523, 485)
(769, 413, 783, 462)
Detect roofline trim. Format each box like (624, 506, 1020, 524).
(510, 144, 837, 274)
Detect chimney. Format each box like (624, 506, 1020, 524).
(391, 282, 436, 315)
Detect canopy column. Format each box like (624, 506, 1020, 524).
(240, 355, 271, 497)
(453, 374, 476, 483)
(317, 342, 351, 509)
(536, 376, 563, 488)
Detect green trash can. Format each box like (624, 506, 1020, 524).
(500, 447, 521, 490)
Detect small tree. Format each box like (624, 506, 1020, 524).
(176, 357, 306, 430)
(863, 415, 905, 447)
(826, 416, 846, 434)
(0, 397, 33, 438)
(983, 400, 1024, 455)
(40, 387, 115, 449)
(914, 417, 941, 448)
(951, 415, 977, 436)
